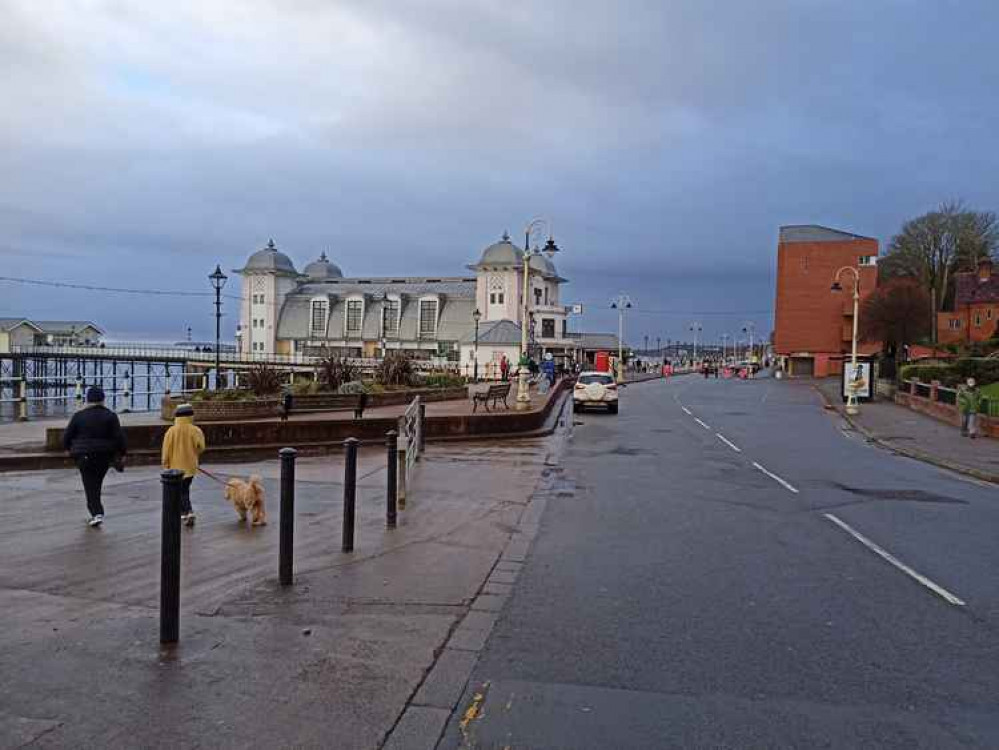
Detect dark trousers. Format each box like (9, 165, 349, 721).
(180, 476, 194, 515)
(76, 453, 111, 517)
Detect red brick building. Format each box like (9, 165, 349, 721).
(773, 225, 879, 377)
(937, 258, 999, 345)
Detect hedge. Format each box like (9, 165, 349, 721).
(900, 358, 999, 387)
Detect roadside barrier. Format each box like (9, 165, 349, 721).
(279, 447, 297, 586)
(386, 430, 398, 528)
(341, 438, 359, 553)
(160, 469, 184, 644)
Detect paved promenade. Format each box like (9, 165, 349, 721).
(814, 379, 999, 483)
(0, 416, 569, 748)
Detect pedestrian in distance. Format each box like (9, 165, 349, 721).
(958, 377, 982, 439)
(162, 403, 206, 526)
(500, 355, 510, 382)
(281, 387, 293, 421)
(63, 386, 127, 527)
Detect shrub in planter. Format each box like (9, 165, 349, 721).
(422, 372, 466, 388)
(319, 356, 359, 392)
(376, 354, 416, 387)
(292, 379, 320, 396)
(337, 380, 369, 395)
(245, 364, 283, 396)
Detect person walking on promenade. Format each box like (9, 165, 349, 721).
(162, 403, 206, 526)
(958, 377, 982, 439)
(63, 386, 126, 527)
(500, 355, 510, 382)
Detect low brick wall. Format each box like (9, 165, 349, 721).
(895, 387, 999, 437)
(46, 381, 568, 458)
(160, 386, 469, 421)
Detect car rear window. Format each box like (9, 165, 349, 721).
(578, 374, 614, 385)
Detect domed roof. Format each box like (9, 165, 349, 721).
(303, 251, 343, 279)
(529, 251, 557, 277)
(243, 239, 298, 274)
(477, 232, 523, 267)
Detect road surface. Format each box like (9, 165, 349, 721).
(444, 374, 999, 749)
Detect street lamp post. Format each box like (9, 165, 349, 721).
(610, 294, 632, 383)
(831, 267, 862, 416)
(208, 265, 228, 390)
(689, 322, 702, 363)
(741, 322, 756, 363)
(516, 219, 559, 410)
(472, 308, 482, 383)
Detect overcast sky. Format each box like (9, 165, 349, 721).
(3, 0, 999, 345)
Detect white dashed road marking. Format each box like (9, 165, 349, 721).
(823, 513, 967, 607)
(716, 434, 742, 453)
(681, 406, 692, 416)
(694, 418, 711, 431)
(752, 461, 799, 494)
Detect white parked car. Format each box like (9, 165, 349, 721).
(573, 371, 619, 414)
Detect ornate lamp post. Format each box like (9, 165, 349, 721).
(516, 219, 559, 410)
(831, 267, 862, 415)
(610, 294, 632, 383)
(741, 322, 756, 362)
(209, 264, 228, 390)
(472, 308, 482, 382)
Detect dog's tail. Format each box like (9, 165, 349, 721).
(249, 475, 265, 504)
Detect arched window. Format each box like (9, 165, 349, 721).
(310, 297, 328, 336)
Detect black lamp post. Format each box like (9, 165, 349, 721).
(472, 308, 482, 382)
(209, 264, 228, 390)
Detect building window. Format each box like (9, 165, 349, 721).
(310, 299, 328, 335)
(562, 320, 567, 337)
(542, 318, 555, 338)
(419, 299, 438, 338)
(534, 288, 543, 306)
(382, 299, 400, 337)
(544, 287, 549, 305)
(988, 309, 994, 321)
(949, 318, 961, 330)
(490, 293, 496, 304)
(437, 341, 458, 361)
(345, 299, 363, 336)
(858, 256, 875, 266)
(975, 313, 982, 327)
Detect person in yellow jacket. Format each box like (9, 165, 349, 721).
(162, 403, 206, 526)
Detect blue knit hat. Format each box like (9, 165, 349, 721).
(86, 386, 105, 403)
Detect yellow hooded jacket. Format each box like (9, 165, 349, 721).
(161, 415, 206, 478)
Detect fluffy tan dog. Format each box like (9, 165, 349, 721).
(224, 475, 267, 526)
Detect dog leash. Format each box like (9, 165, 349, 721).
(197, 467, 230, 486)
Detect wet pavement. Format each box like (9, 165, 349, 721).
(0, 427, 565, 749)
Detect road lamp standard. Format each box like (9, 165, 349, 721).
(610, 294, 632, 383)
(689, 322, 702, 363)
(472, 308, 482, 383)
(208, 264, 228, 390)
(741, 322, 756, 363)
(516, 218, 560, 410)
(831, 267, 862, 416)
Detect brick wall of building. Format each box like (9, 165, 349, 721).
(773, 228, 878, 377)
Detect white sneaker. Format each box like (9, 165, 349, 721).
(88, 515, 104, 527)
(184, 513, 196, 527)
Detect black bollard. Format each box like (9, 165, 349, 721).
(160, 469, 184, 644)
(342, 438, 359, 552)
(418, 402, 426, 456)
(279, 447, 297, 586)
(386, 430, 398, 528)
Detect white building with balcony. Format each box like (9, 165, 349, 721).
(234, 234, 592, 372)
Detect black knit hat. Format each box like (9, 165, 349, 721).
(174, 403, 194, 417)
(86, 386, 105, 403)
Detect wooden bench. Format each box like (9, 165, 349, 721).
(282, 393, 368, 420)
(472, 382, 511, 413)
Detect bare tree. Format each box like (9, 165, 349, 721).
(879, 201, 999, 342)
(858, 279, 932, 370)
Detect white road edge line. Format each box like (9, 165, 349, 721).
(751, 461, 799, 494)
(681, 406, 692, 415)
(716, 433, 742, 453)
(694, 417, 711, 430)
(823, 513, 967, 607)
